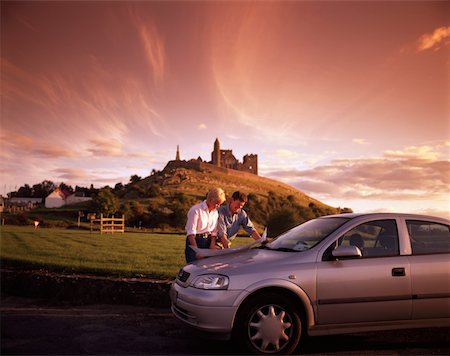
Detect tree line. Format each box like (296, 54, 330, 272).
(7, 173, 352, 236)
(7, 175, 145, 199)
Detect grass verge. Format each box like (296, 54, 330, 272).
(0, 225, 252, 279)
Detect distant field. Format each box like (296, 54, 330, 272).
(0, 226, 252, 279)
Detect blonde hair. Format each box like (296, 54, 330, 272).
(206, 187, 226, 205)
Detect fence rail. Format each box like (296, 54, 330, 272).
(91, 214, 125, 234)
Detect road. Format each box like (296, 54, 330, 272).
(1, 296, 449, 355)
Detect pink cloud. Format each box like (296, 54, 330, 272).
(417, 26, 450, 52)
(266, 152, 449, 202)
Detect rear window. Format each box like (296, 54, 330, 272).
(407, 220, 450, 255)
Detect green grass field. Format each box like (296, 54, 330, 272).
(0, 226, 252, 279)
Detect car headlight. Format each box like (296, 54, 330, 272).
(191, 274, 229, 290)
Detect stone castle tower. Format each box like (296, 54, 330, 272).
(210, 138, 258, 175)
(211, 138, 221, 166)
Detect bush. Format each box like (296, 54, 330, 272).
(245, 193, 268, 227)
(147, 184, 161, 198)
(267, 207, 302, 237)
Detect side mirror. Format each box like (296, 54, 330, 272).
(332, 245, 362, 259)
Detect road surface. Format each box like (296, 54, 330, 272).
(1, 296, 449, 355)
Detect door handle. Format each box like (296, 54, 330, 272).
(392, 267, 405, 277)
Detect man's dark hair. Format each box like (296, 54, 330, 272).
(232, 191, 247, 202)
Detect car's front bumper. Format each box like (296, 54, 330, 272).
(170, 281, 244, 334)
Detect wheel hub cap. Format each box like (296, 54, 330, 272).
(249, 305, 292, 352)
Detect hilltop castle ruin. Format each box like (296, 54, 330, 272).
(173, 138, 258, 175)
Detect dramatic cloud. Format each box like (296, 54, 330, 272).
(266, 144, 450, 203)
(52, 168, 92, 181)
(33, 145, 77, 158)
(352, 138, 369, 145)
(384, 144, 444, 160)
(1, 131, 76, 158)
(132, 13, 166, 86)
(272, 149, 301, 160)
(417, 26, 450, 52)
(87, 138, 123, 157)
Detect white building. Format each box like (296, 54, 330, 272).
(45, 188, 92, 208)
(45, 188, 68, 208)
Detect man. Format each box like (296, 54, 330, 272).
(185, 187, 226, 263)
(217, 191, 261, 248)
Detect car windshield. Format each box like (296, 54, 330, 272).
(266, 217, 350, 252)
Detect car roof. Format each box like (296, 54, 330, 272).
(321, 212, 449, 223)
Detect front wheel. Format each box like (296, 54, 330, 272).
(234, 293, 302, 355)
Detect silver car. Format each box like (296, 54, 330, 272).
(170, 213, 450, 354)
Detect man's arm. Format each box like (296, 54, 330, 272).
(241, 210, 260, 241)
(220, 234, 231, 248)
(187, 234, 197, 247)
(216, 212, 231, 248)
(186, 208, 204, 259)
(209, 235, 217, 249)
(185, 206, 198, 238)
(250, 230, 261, 241)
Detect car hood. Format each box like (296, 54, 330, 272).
(183, 246, 314, 277)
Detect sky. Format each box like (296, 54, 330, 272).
(1, 0, 449, 218)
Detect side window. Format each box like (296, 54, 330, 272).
(407, 220, 450, 255)
(339, 219, 399, 258)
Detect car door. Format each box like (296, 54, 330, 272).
(316, 218, 411, 324)
(406, 219, 450, 319)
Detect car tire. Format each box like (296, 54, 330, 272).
(234, 293, 302, 355)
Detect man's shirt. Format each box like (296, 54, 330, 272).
(185, 201, 219, 236)
(217, 204, 256, 240)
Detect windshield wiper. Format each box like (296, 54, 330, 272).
(270, 247, 298, 252)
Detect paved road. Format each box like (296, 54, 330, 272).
(1, 296, 449, 355)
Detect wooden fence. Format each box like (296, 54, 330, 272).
(91, 214, 125, 234)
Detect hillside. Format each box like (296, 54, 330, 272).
(118, 160, 349, 235)
(142, 160, 332, 207)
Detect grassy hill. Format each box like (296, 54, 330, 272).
(116, 160, 349, 235)
(139, 160, 332, 208)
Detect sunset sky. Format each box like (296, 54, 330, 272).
(1, 1, 449, 218)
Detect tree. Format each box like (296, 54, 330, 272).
(245, 193, 268, 226)
(339, 207, 353, 213)
(114, 182, 124, 192)
(93, 188, 120, 217)
(169, 202, 189, 228)
(121, 201, 147, 227)
(267, 191, 283, 211)
(147, 184, 161, 198)
(17, 184, 33, 197)
(59, 182, 74, 194)
(75, 185, 89, 196)
(129, 175, 142, 184)
(32, 180, 56, 198)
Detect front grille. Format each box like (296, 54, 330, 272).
(177, 268, 190, 282)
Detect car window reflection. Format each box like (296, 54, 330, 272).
(268, 217, 349, 252)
